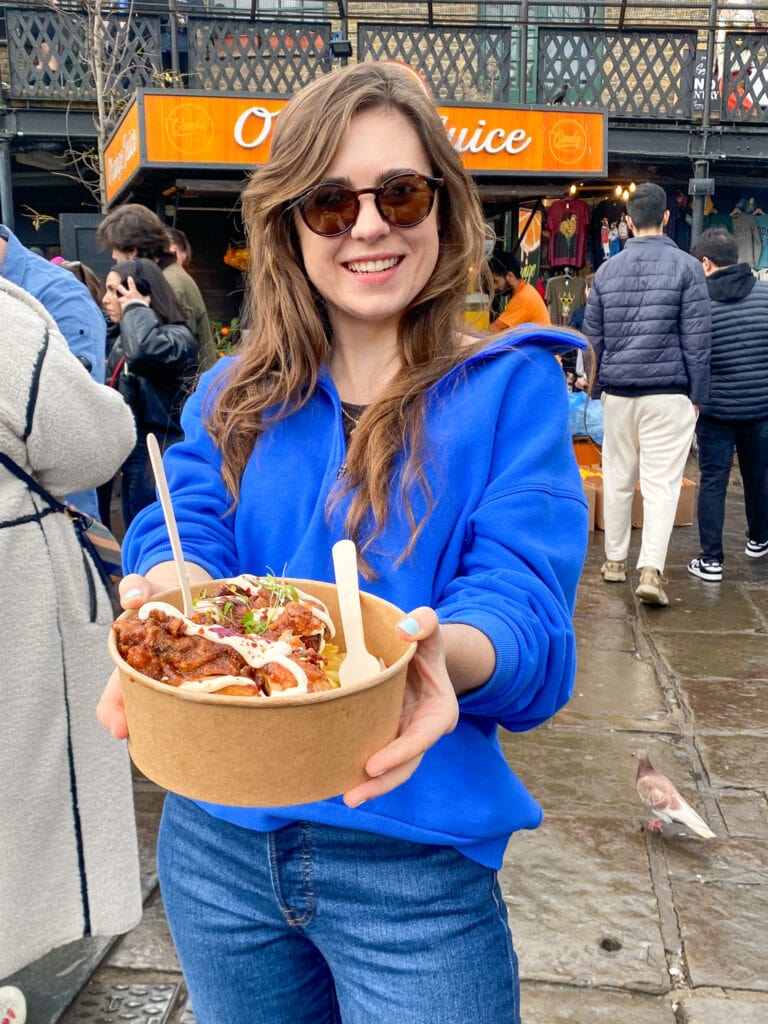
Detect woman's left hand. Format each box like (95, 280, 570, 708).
(117, 276, 150, 310)
(343, 608, 459, 808)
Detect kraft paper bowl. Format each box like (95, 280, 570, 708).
(108, 579, 416, 807)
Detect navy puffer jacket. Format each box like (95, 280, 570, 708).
(583, 234, 711, 405)
(703, 263, 768, 420)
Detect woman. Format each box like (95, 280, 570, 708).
(0, 277, 141, 992)
(103, 257, 198, 527)
(98, 63, 589, 1023)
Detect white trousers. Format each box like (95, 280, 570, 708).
(601, 393, 696, 571)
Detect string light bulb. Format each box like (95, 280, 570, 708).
(614, 184, 623, 197)
(569, 184, 577, 195)
(629, 182, 636, 193)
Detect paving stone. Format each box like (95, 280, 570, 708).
(105, 892, 181, 973)
(575, 617, 636, 652)
(136, 811, 161, 899)
(652, 632, 768, 680)
(501, 814, 669, 994)
(679, 679, 768, 734)
(664, 836, 768, 884)
(646, 580, 763, 633)
(556, 648, 675, 732)
(575, 577, 635, 618)
(680, 992, 768, 1023)
(697, 733, 768, 789)
(715, 791, 768, 839)
(520, 983, 677, 1023)
(672, 879, 768, 991)
(503, 731, 693, 821)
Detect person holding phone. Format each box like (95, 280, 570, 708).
(102, 258, 198, 527)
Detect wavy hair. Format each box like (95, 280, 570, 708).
(206, 61, 490, 570)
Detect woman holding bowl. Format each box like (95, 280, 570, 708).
(99, 62, 588, 1024)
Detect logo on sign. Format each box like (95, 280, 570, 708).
(548, 118, 588, 164)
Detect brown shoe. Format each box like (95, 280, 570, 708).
(601, 559, 627, 582)
(635, 567, 668, 606)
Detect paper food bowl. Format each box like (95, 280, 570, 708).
(108, 578, 416, 807)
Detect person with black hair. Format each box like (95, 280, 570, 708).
(96, 205, 217, 372)
(488, 251, 549, 331)
(687, 227, 768, 580)
(584, 181, 711, 606)
(103, 257, 198, 526)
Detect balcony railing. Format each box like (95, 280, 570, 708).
(3, 2, 768, 124)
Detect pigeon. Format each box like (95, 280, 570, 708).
(634, 749, 716, 838)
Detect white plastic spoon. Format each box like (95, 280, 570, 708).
(146, 432, 194, 619)
(332, 539, 381, 686)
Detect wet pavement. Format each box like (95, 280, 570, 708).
(8, 459, 768, 1023)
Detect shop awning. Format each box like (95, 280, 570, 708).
(104, 88, 607, 207)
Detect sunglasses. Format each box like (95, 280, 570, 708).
(295, 172, 444, 237)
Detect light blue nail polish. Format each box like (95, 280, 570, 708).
(123, 588, 143, 600)
(397, 616, 420, 636)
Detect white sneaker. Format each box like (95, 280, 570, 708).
(687, 557, 723, 582)
(745, 538, 768, 559)
(0, 986, 26, 1024)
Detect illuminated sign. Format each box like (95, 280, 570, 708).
(105, 90, 606, 204)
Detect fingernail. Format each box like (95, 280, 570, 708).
(397, 616, 420, 636)
(123, 588, 143, 600)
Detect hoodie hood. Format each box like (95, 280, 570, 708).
(707, 262, 757, 303)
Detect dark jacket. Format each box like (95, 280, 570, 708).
(703, 263, 768, 420)
(583, 234, 711, 405)
(106, 302, 198, 440)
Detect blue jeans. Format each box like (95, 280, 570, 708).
(158, 795, 520, 1024)
(696, 414, 768, 561)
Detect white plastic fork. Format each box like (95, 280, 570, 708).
(332, 539, 381, 686)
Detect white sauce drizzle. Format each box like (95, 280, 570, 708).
(137, 576, 335, 696)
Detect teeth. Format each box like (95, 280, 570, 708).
(347, 257, 399, 273)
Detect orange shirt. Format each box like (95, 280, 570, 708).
(491, 280, 551, 331)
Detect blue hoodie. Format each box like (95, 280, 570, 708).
(124, 326, 589, 868)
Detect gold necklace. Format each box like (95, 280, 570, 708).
(340, 404, 362, 430)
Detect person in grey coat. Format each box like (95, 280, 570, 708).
(583, 182, 711, 607)
(687, 228, 768, 581)
(0, 277, 142, 986)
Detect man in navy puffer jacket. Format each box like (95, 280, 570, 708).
(583, 183, 711, 606)
(686, 228, 768, 582)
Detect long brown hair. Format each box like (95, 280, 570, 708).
(207, 61, 489, 569)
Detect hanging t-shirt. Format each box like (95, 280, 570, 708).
(755, 214, 768, 270)
(731, 210, 762, 266)
(705, 212, 733, 233)
(545, 274, 587, 326)
(591, 199, 626, 269)
(546, 199, 590, 269)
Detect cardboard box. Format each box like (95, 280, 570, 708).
(581, 478, 598, 532)
(573, 437, 602, 468)
(580, 468, 604, 529)
(631, 478, 697, 528)
(109, 579, 415, 807)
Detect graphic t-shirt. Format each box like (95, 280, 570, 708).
(545, 275, 587, 326)
(546, 199, 590, 269)
(755, 214, 768, 270)
(591, 199, 626, 269)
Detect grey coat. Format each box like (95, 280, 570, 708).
(0, 278, 142, 977)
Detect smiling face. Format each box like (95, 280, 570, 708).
(294, 108, 440, 346)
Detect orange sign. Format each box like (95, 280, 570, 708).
(105, 90, 606, 204)
(104, 99, 140, 201)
